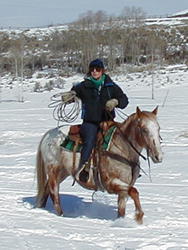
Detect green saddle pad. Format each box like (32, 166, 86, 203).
(61, 126, 116, 152)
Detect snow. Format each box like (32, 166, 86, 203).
(172, 9, 188, 17)
(0, 64, 188, 249)
(145, 16, 188, 26)
(0, 24, 68, 40)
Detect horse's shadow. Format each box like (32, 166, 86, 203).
(23, 193, 117, 220)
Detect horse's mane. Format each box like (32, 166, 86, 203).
(119, 110, 157, 132)
(120, 112, 136, 129)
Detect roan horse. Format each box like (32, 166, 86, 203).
(35, 107, 163, 224)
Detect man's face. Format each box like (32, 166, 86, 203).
(90, 67, 103, 80)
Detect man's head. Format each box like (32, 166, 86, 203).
(88, 59, 105, 80)
(89, 59, 104, 69)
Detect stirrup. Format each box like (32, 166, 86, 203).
(74, 162, 90, 183)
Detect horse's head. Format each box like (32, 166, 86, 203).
(135, 106, 163, 163)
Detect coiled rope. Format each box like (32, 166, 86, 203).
(48, 92, 81, 124)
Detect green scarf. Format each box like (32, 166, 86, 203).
(88, 74, 106, 88)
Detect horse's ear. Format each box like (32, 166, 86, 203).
(152, 106, 158, 115)
(136, 106, 142, 118)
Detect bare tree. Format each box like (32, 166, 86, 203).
(10, 35, 25, 101)
(121, 6, 146, 27)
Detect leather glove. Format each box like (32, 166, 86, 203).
(61, 91, 76, 103)
(105, 98, 118, 111)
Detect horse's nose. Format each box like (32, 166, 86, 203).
(155, 153, 163, 163)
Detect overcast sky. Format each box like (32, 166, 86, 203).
(0, 0, 187, 28)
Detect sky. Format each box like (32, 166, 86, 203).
(0, 0, 187, 28)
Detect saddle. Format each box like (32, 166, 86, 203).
(68, 121, 116, 147)
(68, 124, 82, 144)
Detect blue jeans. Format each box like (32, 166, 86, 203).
(79, 122, 99, 167)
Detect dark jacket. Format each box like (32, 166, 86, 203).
(72, 74, 129, 123)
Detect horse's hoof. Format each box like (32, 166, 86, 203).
(135, 212, 144, 224)
(54, 205, 63, 216)
(56, 211, 63, 216)
(117, 213, 125, 218)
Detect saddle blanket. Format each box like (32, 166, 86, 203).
(61, 126, 116, 152)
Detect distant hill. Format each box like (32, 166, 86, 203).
(169, 9, 188, 18)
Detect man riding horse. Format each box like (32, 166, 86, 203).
(62, 59, 129, 182)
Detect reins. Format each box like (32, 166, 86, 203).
(101, 150, 148, 177)
(147, 149, 152, 182)
(114, 121, 147, 161)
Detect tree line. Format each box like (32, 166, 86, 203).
(0, 7, 188, 78)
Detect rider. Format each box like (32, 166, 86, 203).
(62, 59, 129, 182)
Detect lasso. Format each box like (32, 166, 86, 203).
(48, 92, 81, 124)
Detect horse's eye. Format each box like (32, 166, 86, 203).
(142, 127, 148, 134)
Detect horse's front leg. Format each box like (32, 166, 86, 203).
(117, 192, 127, 217)
(128, 186, 144, 224)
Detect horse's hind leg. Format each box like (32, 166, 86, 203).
(48, 167, 69, 216)
(128, 186, 144, 224)
(48, 171, 63, 216)
(49, 184, 62, 216)
(36, 183, 49, 208)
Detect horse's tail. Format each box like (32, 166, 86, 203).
(35, 138, 47, 207)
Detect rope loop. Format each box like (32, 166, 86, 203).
(48, 92, 81, 124)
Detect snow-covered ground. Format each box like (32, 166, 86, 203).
(0, 65, 188, 250)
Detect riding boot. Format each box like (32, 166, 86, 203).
(75, 162, 90, 183)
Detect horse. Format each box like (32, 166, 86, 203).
(35, 107, 163, 224)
